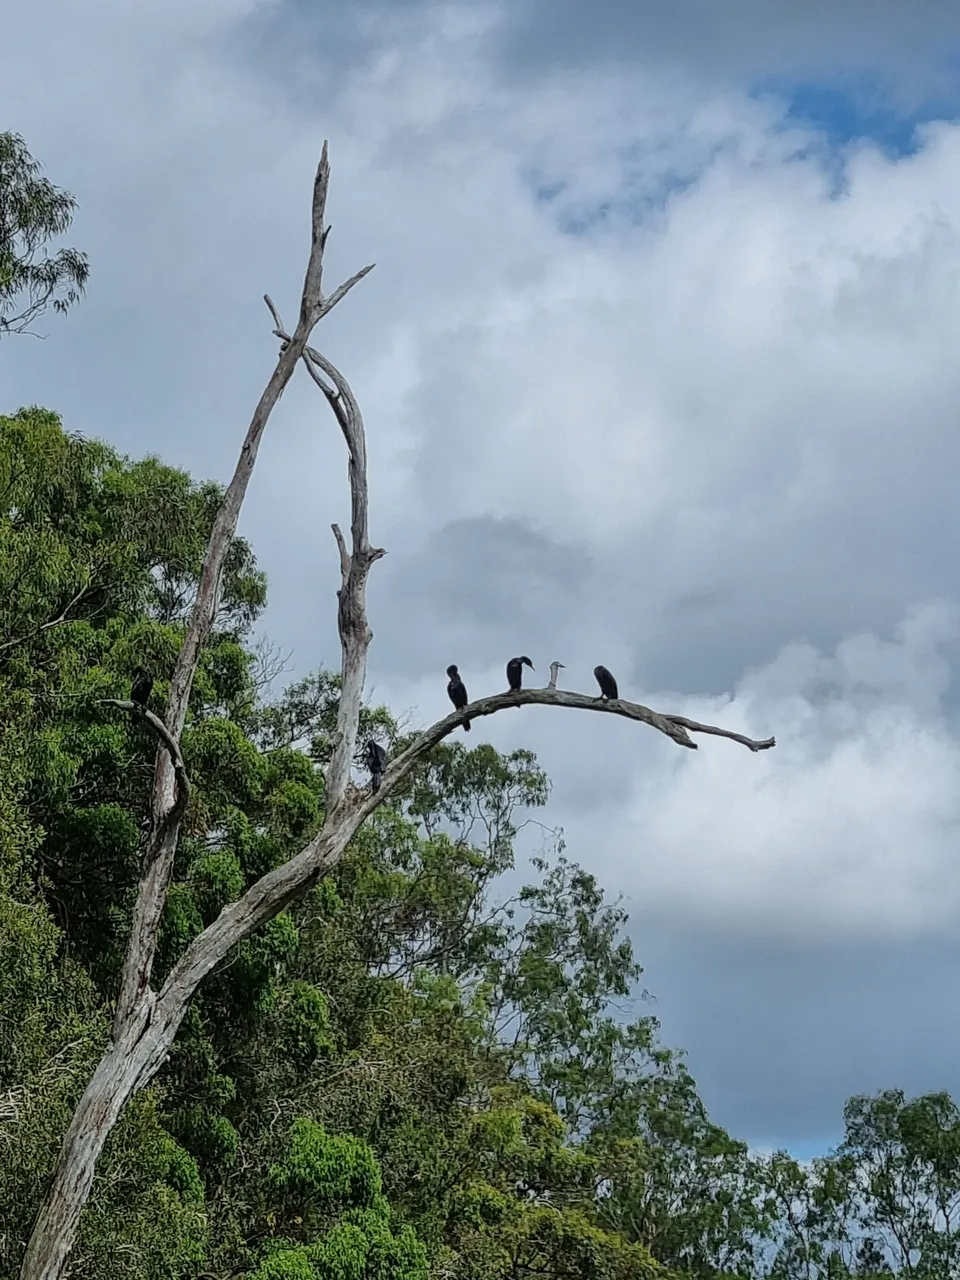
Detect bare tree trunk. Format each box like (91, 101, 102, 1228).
(18, 144, 775, 1280)
(17, 1000, 181, 1280)
(18, 141, 372, 1280)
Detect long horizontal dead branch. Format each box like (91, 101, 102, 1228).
(385, 686, 777, 755)
(154, 685, 774, 1014)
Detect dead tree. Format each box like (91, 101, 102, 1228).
(18, 145, 775, 1280)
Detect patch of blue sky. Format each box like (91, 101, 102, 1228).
(527, 64, 960, 234)
(755, 70, 960, 160)
(781, 1134, 841, 1163)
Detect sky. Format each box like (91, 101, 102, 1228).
(3, 0, 960, 1158)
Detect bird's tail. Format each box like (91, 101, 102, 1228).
(463, 718, 471, 732)
(371, 773, 382, 793)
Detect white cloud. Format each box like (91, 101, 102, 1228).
(622, 603, 960, 938)
(375, 602, 960, 942)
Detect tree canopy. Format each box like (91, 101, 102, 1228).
(0, 405, 957, 1279)
(0, 133, 89, 335)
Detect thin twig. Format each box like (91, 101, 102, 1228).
(0, 580, 96, 654)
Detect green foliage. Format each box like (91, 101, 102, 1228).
(172, 1104, 240, 1168)
(0, 875, 207, 1280)
(0, 131, 89, 334)
(277, 982, 333, 1066)
(0, 409, 954, 1280)
(0, 406, 269, 989)
(189, 850, 246, 923)
(75, 1094, 208, 1279)
(0, 406, 266, 662)
(269, 1119, 383, 1211)
(248, 1125, 428, 1280)
(248, 1211, 428, 1280)
(183, 716, 267, 813)
(757, 1090, 960, 1278)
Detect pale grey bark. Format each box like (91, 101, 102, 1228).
(19, 144, 775, 1280)
(261, 300, 386, 816)
(17, 141, 373, 1280)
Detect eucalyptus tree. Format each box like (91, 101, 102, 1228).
(0, 132, 89, 336)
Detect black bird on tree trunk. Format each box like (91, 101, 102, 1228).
(364, 739, 387, 793)
(446, 664, 471, 731)
(506, 655, 535, 692)
(593, 665, 619, 701)
(130, 668, 153, 712)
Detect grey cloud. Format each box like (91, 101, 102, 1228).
(229, 0, 473, 111)
(629, 916, 960, 1147)
(372, 514, 592, 677)
(492, 0, 960, 104)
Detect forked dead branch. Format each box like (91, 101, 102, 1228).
(19, 145, 775, 1280)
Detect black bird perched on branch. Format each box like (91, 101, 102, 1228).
(506, 655, 535, 692)
(130, 669, 153, 711)
(364, 739, 387, 793)
(593, 665, 619, 701)
(446, 664, 471, 731)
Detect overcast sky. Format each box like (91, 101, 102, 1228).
(4, 0, 960, 1159)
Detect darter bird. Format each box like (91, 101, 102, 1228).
(593, 665, 619, 701)
(130, 669, 153, 711)
(446, 665, 471, 731)
(364, 739, 387, 793)
(506, 655, 535, 692)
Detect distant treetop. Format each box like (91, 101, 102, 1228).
(0, 130, 90, 336)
